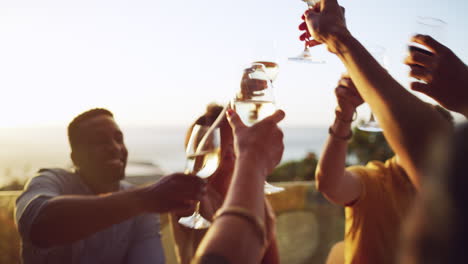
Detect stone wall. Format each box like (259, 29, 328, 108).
(0, 182, 344, 264)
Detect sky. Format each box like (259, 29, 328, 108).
(0, 0, 467, 128)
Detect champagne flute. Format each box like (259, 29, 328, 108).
(178, 125, 221, 229)
(288, 0, 325, 64)
(231, 62, 285, 194)
(357, 46, 387, 132)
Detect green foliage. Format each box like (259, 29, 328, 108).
(269, 152, 318, 182)
(269, 126, 394, 182)
(0, 179, 25, 191)
(347, 126, 394, 165)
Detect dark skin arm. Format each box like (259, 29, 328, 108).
(30, 173, 205, 248)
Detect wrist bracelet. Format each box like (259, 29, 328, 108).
(335, 108, 357, 123)
(213, 206, 266, 246)
(329, 126, 353, 141)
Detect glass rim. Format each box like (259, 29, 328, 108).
(252, 61, 279, 69)
(302, 0, 320, 5)
(416, 16, 447, 27)
(186, 124, 220, 155)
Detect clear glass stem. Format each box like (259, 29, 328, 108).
(178, 201, 211, 229)
(194, 201, 201, 217)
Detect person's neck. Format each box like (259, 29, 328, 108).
(77, 170, 120, 194)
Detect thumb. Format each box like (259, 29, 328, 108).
(226, 109, 246, 132)
(262, 109, 286, 124)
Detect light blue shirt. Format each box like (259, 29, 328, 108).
(15, 168, 165, 264)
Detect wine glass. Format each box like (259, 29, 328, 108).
(178, 124, 221, 229)
(410, 17, 446, 52)
(357, 46, 387, 132)
(253, 61, 279, 82)
(231, 62, 285, 194)
(288, 0, 325, 64)
(408, 17, 447, 85)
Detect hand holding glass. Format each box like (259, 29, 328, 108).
(289, 0, 325, 64)
(231, 63, 285, 194)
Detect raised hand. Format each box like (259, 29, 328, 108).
(298, 0, 348, 52)
(405, 34, 468, 117)
(335, 74, 364, 118)
(227, 109, 285, 176)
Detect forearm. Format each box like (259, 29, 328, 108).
(195, 154, 266, 264)
(224, 155, 265, 214)
(316, 117, 352, 197)
(316, 112, 362, 205)
(261, 238, 280, 264)
(31, 188, 144, 247)
(330, 32, 451, 186)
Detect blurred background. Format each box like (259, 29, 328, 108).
(0, 0, 466, 188)
(0, 0, 467, 263)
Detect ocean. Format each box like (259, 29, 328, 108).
(0, 126, 328, 186)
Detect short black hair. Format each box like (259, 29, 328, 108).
(68, 108, 114, 149)
(194, 103, 224, 126)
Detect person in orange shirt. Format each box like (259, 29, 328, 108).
(316, 75, 415, 264)
(316, 75, 453, 264)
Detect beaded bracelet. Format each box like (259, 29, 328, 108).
(329, 126, 353, 141)
(213, 206, 266, 246)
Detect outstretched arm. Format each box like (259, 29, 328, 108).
(27, 174, 204, 248)
(300, 0, 452, 187)
(315, 75, 363, 205)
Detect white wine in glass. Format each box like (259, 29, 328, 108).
(178, 125, 221, 229)
(253, 61, 279, 81)
(232, 100, 277, 127)
(231, 63, 285, 194)
(231, 63, 277, 126)
(186, 150, 220, 178)
(233, 61, 278, 126)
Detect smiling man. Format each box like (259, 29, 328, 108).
(15, 108, 206, 264)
